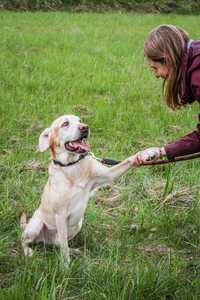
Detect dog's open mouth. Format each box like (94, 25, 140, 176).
(65, 139, 90, 153)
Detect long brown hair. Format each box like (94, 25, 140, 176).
(144, 25, 190, 110)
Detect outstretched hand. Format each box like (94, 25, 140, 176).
(130, 147, 166, 166)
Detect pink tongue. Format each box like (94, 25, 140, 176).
(70, 141, 90, 151)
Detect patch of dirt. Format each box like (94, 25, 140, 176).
(138, 243, 172, 255)
(20, 160, 46, 172)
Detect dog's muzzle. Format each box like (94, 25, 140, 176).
(65, 127, 90, 154)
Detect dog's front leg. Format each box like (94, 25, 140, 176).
(92, 156, 136, 191)
(55, 213, 70, 264)
(106, 157, 135, 181)
(104, 156, 135, 181)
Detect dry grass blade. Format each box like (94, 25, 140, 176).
(161, 187, 198, 207)
(96, 185, 122, 206)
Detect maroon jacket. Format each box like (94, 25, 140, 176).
(164, 40, 200, 159)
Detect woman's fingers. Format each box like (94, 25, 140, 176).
(131, 147, 163, 166)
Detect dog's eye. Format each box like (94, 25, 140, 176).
(62, 121, 69, 127)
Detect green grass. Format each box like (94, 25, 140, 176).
(1, 11, 200, 299)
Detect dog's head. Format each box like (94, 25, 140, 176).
(38, 115, 90, 160)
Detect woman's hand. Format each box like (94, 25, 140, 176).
(132, 147, 166, 166)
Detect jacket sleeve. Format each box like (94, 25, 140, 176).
(164, 129, 200, 159)
(191, 67, 200, 100)
(190, 55, 200, 101)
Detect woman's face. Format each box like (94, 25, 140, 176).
(148, 59, 169, 79)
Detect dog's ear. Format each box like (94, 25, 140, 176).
(38, 128, 50, 152)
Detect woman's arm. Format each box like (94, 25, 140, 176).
(134, 127, 200, 164)
(164, 126, 200, 159)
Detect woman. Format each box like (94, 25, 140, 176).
(134, 24, 200, 165)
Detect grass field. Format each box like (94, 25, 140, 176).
(1, 11, 200, 300)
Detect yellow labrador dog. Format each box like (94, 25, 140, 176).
(21, 115, 136, 263)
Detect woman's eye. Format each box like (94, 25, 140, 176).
(62, 121, 69, 127)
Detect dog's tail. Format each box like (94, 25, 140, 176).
(20, 212, 27, 230)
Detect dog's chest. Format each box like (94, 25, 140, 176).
(67, 183, 91, 225)
(47, 164, 95, 224)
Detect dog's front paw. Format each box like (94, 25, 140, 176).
(70, 248, 83, 257)
(140, 147, 161, 161)
(61, 250, 71, 265)
(24, 247, 33, 257)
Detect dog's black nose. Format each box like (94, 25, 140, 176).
(79, 123, 89, 138)
(79, 124, 89, 132)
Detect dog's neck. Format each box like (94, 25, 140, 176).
(52, 150, 88, 167)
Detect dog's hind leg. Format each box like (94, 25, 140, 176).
(22, 215, 43, 256)
(68, 219, 83, 241)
